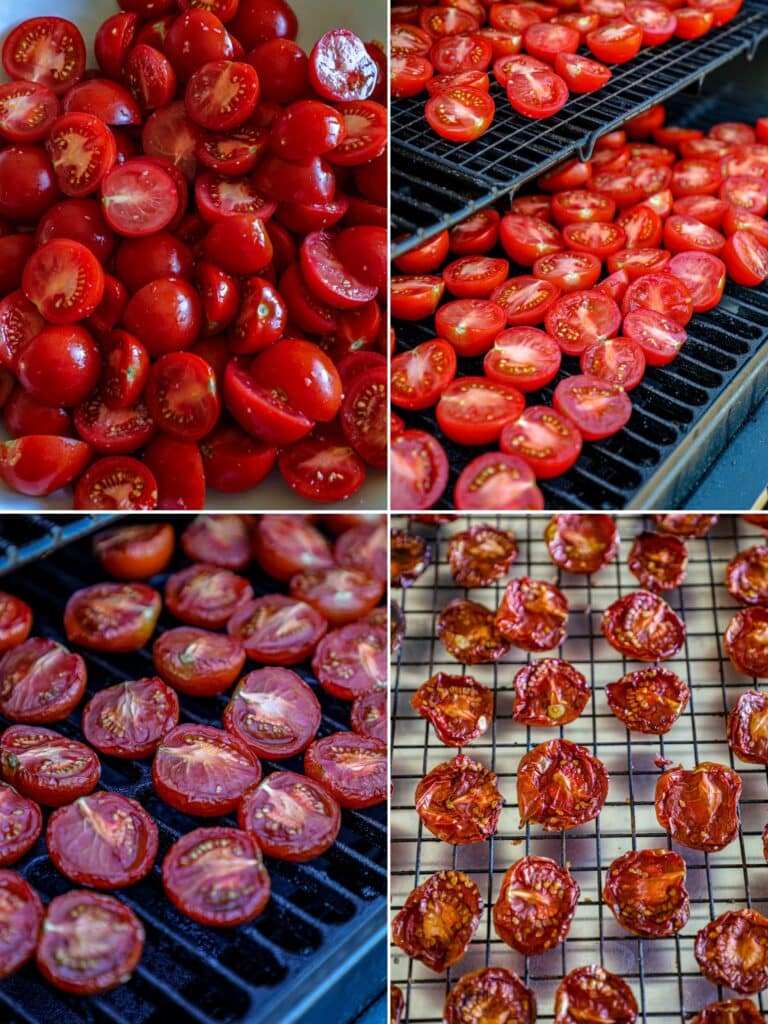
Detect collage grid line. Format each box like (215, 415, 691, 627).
(390, 513, 768, 1022)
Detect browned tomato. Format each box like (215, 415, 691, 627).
(601, 590, 685, 661)
(495, 577, 568, 652)
(725, 606, 768, 677)
(391, 869, 482, 972)
(655, 513, 718, 537)
(415, 753, 503, 843)
(512, 658, 590, 727)
(391, 529, 432, 587)
(517, 738, 609, 831)
(554, 966, 638, 1023)
(603, 848, 689, 937)
(743, 513, 768, 535)
(628, 531, 688, 592)
(493, 855, 579, 955)
(727, 690, 768, 764)
(444, 967, 536, 1024)
(391, 985, 405, 1024)
(544, 513, 618, 573)
(447, 524, 518, 587)
(438, 598, 510, 664)
(691, 999, 764, 1024)
(655, 762, 741, 851)
(726, 545, 768, 605)
(606, 667, 690, 734)
(411, 672, 493, 746)
(695, 909, 768, 994)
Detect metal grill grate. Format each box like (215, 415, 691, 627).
(0, 516, 387, 1024)
(391, 0, 768, 256)
(391, 514, 768, 1023)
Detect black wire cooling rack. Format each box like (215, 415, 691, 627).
(391, 514, 768, 1023)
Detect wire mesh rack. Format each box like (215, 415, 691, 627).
(391, 513, 768, 1023)
(0, 515, 387, 1024)
(391, 0, 768, 256)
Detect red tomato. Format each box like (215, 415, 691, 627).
(656, 762, 741, 852)
(165, 563, 252, 629)
(152, 627, 244, 698)
(0, 290, 44, 372)
(689, 1001, 763, 1024)
(725, 606, 768, 676)
(628, 531, 688, 591)
(602, 590, 685, 660)
(64, 582, 160, 652)
(523, 22, 579, 61)
(538, 157, 591, 192)
(727, 689, 768, 764)
(553, 374, 632, 440)
(430, 35, 493, 74)
(434, 299, 505, 357)
(607, 246, 670, 278)
(625, 2, 678, 43)
(181, 514, 249, 568)
(671, 157, 721, 196)
(0, 636, 85, 725)
(390, 275, 445, 321)
(100, 158, 179, 237)
(391, 54, 434, 97)
(0, 82, 60, 143)
(73, 455, 157, 510)
(545, 288, 621, 355)
(0, 435, 92, 497)
(305, 731, 386, 809)
(0, 725, 100, 807)
(622, 308, 686, 365)
(655, 512, 718, 536)
(391, 429, 449, 509)
(412, 672, 492, 745)
(239, 771, 340, 862)
(551, 189, 615, 227)
(334, 522, 387, 584)
(722, 229, 768, 285)
(449, 209, 501, 254)
(606, 666, 689, 732)
(554, 52, 611, 92)
(675, 6, 714, 34)
(424, 85, 495, 141)
(2, 17, 86, 96)
(122, 276, 202, 358)
(499, 213, 563, 265)
(92, 523, 173, 581)
(289, 567, 383, 626)
(455, 452, 544, 510)
(491, 275, 562, 325)
(394, 231, 450, 274)
(436, 376, 525, 445)
(162, 826, 270, 926)
(223, 667, 321, 758)
(391, 339, 457, 410)
(506, 65, 569, 119)
(312, 621, 387, 700)
(513, 658, 590, 725)
(442, 256, 510, 299)
(544, 513, 618, 572)
(415, 752, 502, 840)
(665, 250, 726, 312)
(580, 336, 646, 389)
(689, 0, 743, 25)
(623, 271, 694, 325)
(22, 238, 104, 325)
(496, 576, 568, 650)
(695, 910, 768, 996)
(484, 327, 562, 390)
(184, 60, 258, 132)
(251, 515, 333, 580)
(227, 593, 327, 664)
(81, 676, 179, 759)
(0, 593, 31, 653)
(444, 969, 536, 1024)
(517, 738, 608, 829)
(494, 856, 579, 953)
(723, 206, 768, 247)
(533, 250, 602, 291)
(500, 404, 583, 477)
(726, 544, 768, 605)
(586, 20, 643, 62)
(555, 967, 638, 1023)
(438, 598, 510, 663)
(392, 868, 483, 971)
(46, 112, 115, 199)
(0, 785, 41, 867)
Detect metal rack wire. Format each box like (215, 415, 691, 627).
(391, 514, 768, 1022)
(391, 0, 768, 256)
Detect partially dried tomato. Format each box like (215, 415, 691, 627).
(603, 848, 689, 937)
(726, 545, 768, 605)
(411, 672, 493, 746)
(655, 762, 741, 852)
(728, 690, 768, 764)
(438, 598, 510, 664)
(493, 855, 579, 955)
(391, 529, 432, 588)
(447, 524, 518, 587)
(691, 999, 764, 1024)
(655, 513, 718, 537)
(512, 658, 590, 727)
(601, 590, 685, 661)
(517, 738, 608, 831)
(415, 753, 503, 843)
(391, 869, 482, 972)
(390, 985, 405, 1024)
(444, 967, 536, 1024)
(544, 513, 618, 573)
(495, 577, 568, 652)
(554, 966, 638, 1023)
(628, 531, 688, 592)
(695, 909, 768, 994)
(725, 606, 768, 677)
(606, 667, 689, 734)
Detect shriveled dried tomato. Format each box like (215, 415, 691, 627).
(513, 658, 590, 727)
(628, 531, 688, 592)
(438, 598, 510, 664)
(601, 590, 685, 661)
(444, 967, 536, 1024)
(391, 529, 432, 587)
(725, 606, 768, 677)
(392, 869, 482, 972)
(415, 753, 503, 843)
(390, 985, 405, 1024)
(690, 998, 764, 1024)
(493, 855, 579, 955)
(606, 667, 689, 734)
(495, 577, 568, 652)
(655, 762, 741, 852)
(603, 848, 689, 937)
(655, 513, 718, 537)
(695, 909, 768, 994)
(411, 672, 493, 746)
(544, 513, 618, 573)
(517, 738, 608, 831)
(555, 966, 638, 1024)
(726, 545, 768, 605)
(728, 689, 768, 764)
(447, 524, 518, 587)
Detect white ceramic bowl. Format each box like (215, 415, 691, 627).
(0, 0, 387, 510)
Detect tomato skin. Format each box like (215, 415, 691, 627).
(0, 144, 61, 223)
(392, 869, 482, 971)
(513, 658, 590, 725)
(656, 762, 742, 852)
(250, 338, 342, 422)
(628, 531, 688, 592)
(0, 871, 42, 980)
(416, 752, 502, 841)
(496, 577, 568, 651)
(391, 429, 449, 510)
(305, 731, 386, 809)
(0, 636, 86, 725)
(602, 590, 685, 661)
(0, 786, 41, 867)
(518, 738, 609, 830)
(725, 605, 768, 676)
(722, 229, 768, 285)
(603, 848, 689, 938)
(586, 20, 643, 63)
(0, 435, 92, 497)
(726, 544, 768, 605)
(17, 325, 101, 408)
(690, 1000, 764, 1024)
(251, 515, 333, 581)
(494, 856, 579, 955)
(0, 725, 100, 807)
(64, 582, 161, 652)
(555, 966, 638, 1023)
(95, 12, 138, 79)
(438, 597, 510, 663)
(224, 667, 321, 758)
(123, 276, 202, 357)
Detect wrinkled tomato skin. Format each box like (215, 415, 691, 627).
(544, 513, 619, 573)
(92, 523, 175, 580)
(726, 545, 768, 605)
(64, 582, 161, 652)
(655, 512, 718, 536)
(513, 658, 590, 726)
(238, 770, 341, 862)
(304, 731, 387, 809)
(0, 783, 42, 867)
(438, 598, 510, 664)
(628, 530, 688, 592)
(695, 910, 768, 995)
(415, 752, 503, 843)
(603, 848, 689, 938)
(655, 762, 742, 852)
(289, 568, 383, 626)
(252, 515, 334, 580)
(606, 667, 690, 734)
(0, 725, 100, 807)
(350, 687, 386, 742)
(391, 529, 432, 588)
(495, 577, 569, 652)
(601, 590, 685, 661)
(81, 677, 179, 759)
(554, 966, 638, 1024)
(181, 513, 250, 568)
(444, 968, 536, 1024)
(727, 689, 768, 764)
(223, 667, 321, 759)
(392, 869, 482, 971)
(690, 999, 764, 1024)
(0, 636, 86, 725)
(412, 672, 493, 746)
(0, 871, 44, 980)
(518, 738, 609, 831)
(165, 562, 253, 629)
(152, 626, 245, 697)
(494, 855, 579, 955)
(725, 606, 768, 676)
(447, 525, 517, 587)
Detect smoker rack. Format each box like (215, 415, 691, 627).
(393, 82, 768, 511)
(391, 0, 768, 257)
(0, 516, 387, 1024)
(391, 514, 768, 1023)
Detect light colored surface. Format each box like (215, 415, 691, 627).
(0, 0, 386, 511)
(391, 514, 768, 1023)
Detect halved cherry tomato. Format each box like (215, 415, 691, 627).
(494, 855, 579, 953)
(491, 275, 562, 325)
(554, 52, 611, 92)
(223, 667, 321, 758)
(484, 327, 562, 390)
(312, 622, 387, 699)
(500, 213, 563, 265)
(622, 308, 686, 365)
(553, 374, 632, 440)
(513, 658, 590, 725)
(424, 85, 495, 141)
(496, 576, 568, 650)
(0, 81, 59, 143)
(394, 231, 450, 274)
(0, 435, 92, 497)
(391, 339, 457, 411)
(391, 529, 433, 588)
(438, 598, 510, 663)
(392, 868, 482, 970)
(430, 35, 493, 74)
(443, 255, 510, 298)
(0, 593, 32, 653)
(0, 724, 100, 807)
(309, 29, 378, 102)
(435, 299, 506, 357)
(555, 967, 638, 1022)
(551, 189, 615, 227)
(74, 455, 158, 510)
(580, 336, 646, 389)
(391, 429, 449, 510)
(455, 452, 544, 509)
(305, 731, 387, 808)
(607, 666, 689, 733)
(64, 582, 160, 652)
(391, 54, 434, 98)
(81, 676, 179, 758)
(500, 404, 583, 477)
(722, 229, 768, 286)
(725, 605, 768, 676)
(657, 762, 741, 852)
(152, 626, 245, 698)
(391, 275, 445, 321)
(450, 209, 501, 254)
(0, 786, 41, 867)
(544, 513, 618, 572)
(518, 738, 608, 830)
(412, 672, 492, 745)
(545, 289, 620, 354)
(695, 910, 768, 995)
(533, 251, 602, 291)
(227, 593, 327, 664)
(628, 530, 688, 591)
(23, 239, 104, 324)
(185, 60, 259, 131)
(252, 515, 333, 580)
(623, 271, 693, 325)
(238, 771, 340, 862)
(2, 17, 86, 96)
(689, 1000, 763, 1024)
(506, 65, 569, 119)
(726, 544, 768, 605)
(727, 689, 768, 764)
(444, 969, 536, 1024)
(436, 377, 525, 445)
(602, 590, 685, 660)
(0, 636, 85, 724)
(415, 752, 502, 840)
(586, 20, 643, 62)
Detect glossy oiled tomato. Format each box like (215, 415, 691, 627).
(289, 567, 383, 626)
(695, 910, 768, 994)
(0, 81, 60, 143)
(513, 658, 590, 726)
(0, 636, 86, 724)
(604, 849, 689, 937)
(500, 405, 583, 478)
(391, 529, 433, 588)
(607, 666, 689, 733)
(412, 672, 493, 745)
(434, 298, 506, 357)
(0, 725, 100, 807)
(518, 738, 608, 830)
(0, 871, 43, 981)
(454, 453, 544, 511)
(227, 594, 327, 664)
(391, 339, 457, 411)
(725, 606, 768, 677)
(0, 783, 41, 867)
(622, 308, 687, 365)
(239, 771, 341, 862)
(2, 18, 86, 97)
(554, 966, 638, 1024)
(494, 855, 579, 954)
(223, 667, 321, 758)
(392, 869, 482, 971)
(496, 577, 568, 651)
(312, 622, 387, 700)
(305, 731, 386, 808)
(165, 563, 253, 629)
(554, 52, 611, 93)
(23, 239, 104, 325)
(152, 626, 245, 697)
(162, 826, 270, 927)
(46, 791, 157, 888)
(444, 969, 536, 1024)
(602, 590, 685, 660)
(726, 545, 768, 604)
(506, 64, 569, 119)
(436, 377, 525, 446)
(544, 513, 618, 573)
(252, 515, 333, 580)
(425, 85, 495, 141)
(181, 513, 250, 569)
(727, 690, 768, 764)
(655, 762, 741, 851)
(628, 530, 688, 591)
(438, 598, 510, 663)
(0, 593, 32, 653)
(81, 676, 179, 759)
(92, 523, 174, 580)
(415, 752, 502, 842)
(64, 582, 160, 652)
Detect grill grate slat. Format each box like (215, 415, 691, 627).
(0, 516, 386, 1024)
(391, 514, 768, 1023)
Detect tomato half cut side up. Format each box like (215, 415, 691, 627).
(101, 158, 180, 237)
(81, 676, 179, 758)
(305, 731, 387, 808)
(0, 636, 86, 724)
(412, 673, 493, 746)
(152, 626, 246, 697)
(0, 784, 42, 867)
(223, 667, 321, 758)
(436, 377, 525, 446)
(494, 855, 579, 953)
(392, 868, 482, 971)
(238, 771, 341, 861)
(391, 430, 450, 510)
(553, 374, 632, 440)
(500, 405, 583, 478)
(227, 593, 328, 664)
(415, 752, 503, 842)
(0, 724, 100, 807)
(312, 621, 387, 700)
(455, 453, 544, 511)
(2, 18, 87, 96)
(484, 327, 562, 391)
(424, 86, 495, 142)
